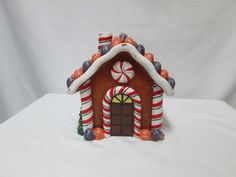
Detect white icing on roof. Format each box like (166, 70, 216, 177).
(68, 43, 174, 96)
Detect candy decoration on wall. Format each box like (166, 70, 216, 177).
(98, 33, 113, 52)
(111, 61, 135, 83)
(151, 83, 164, 130)
(103, 86, 142, 137)
(79, 79, 93, 131)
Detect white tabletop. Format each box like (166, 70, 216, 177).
(0, 94, 236, 177)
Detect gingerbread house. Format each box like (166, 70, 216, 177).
(67, 33, 175, 141)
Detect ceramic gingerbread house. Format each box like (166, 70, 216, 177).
(67, 33, 175, 141)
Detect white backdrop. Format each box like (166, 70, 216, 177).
(0, 0, 236, 123)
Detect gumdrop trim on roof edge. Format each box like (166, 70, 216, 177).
(67, 43, 174, 96)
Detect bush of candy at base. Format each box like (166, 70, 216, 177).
(84, 128, 95, 141)
(152, 129, 165, 141)
(93, 127, 105, 140)
(139, 129, 152, 140)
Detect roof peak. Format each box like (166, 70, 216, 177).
(67, 43, 175, 96)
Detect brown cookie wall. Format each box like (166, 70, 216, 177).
(90, 52, 154, 130)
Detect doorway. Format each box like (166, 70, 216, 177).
(110, 94, 134, 136)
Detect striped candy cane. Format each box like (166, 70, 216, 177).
(151, 83, 164, 129)
(79, 79, 93, 131)
(103, 86, 142, 138)
(98, 33, 113, 52)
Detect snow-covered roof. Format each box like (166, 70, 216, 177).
(68, 43, 174, 96)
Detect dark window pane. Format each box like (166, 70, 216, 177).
(122, 104, 133, 115)
(111, 104, 121, 114)
(111, 115, 121, 125)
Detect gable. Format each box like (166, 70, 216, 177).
(68, 43, 174, 96)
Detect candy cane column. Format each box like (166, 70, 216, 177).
(151, 83, 164, 129)
(79, 79, 94, 131)
(103, 86, 142, 138)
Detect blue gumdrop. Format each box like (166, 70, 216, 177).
(66, 77, 73, 88)
(82, 60, 91, 73)
(168, 77, 176, 89)
(84, 128, 95, 141)
(101, 45, 110, 55)
(119, 33, 128, 42)
(136, 44, 145, 55)
(152, 129, 161, 141)
(153, 61, 162, 74)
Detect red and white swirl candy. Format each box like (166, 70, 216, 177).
(111, 61, 135, 83)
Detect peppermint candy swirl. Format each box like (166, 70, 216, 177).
(111, 61, 135, 83)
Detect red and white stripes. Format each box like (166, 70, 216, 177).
(79, 79, 93, 131)
(102, 86, 142, 138)
(111, 61, 135, 83)
(98, 33, 113, 51)
(79, 80, 164, 138)
(151, 83, 164, 129)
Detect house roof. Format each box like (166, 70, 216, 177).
(67, 43, 175, 96)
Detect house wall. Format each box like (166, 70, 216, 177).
(90, 52, 155, 129)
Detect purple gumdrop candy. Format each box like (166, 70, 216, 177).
(101, 45, 110, 55)
(152, 129, 161, 141)
(119, 33, 128, 42)
(82, 60, 91, 73)
(153, 61, 162, 74)
(84, 128, 95, 141)
(168, 77, 176, 89)
(66, 77, 73, 88)
(136, 44, 145, 55)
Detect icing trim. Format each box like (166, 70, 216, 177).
(68, 43, 174, 96)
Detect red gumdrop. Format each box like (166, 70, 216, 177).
(144, 52, 154, 63)
(71, 68, 83, 80)
(139, 129, 152, 140)
(160, 69, 169, 80)
(91, 52, 102, 63)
